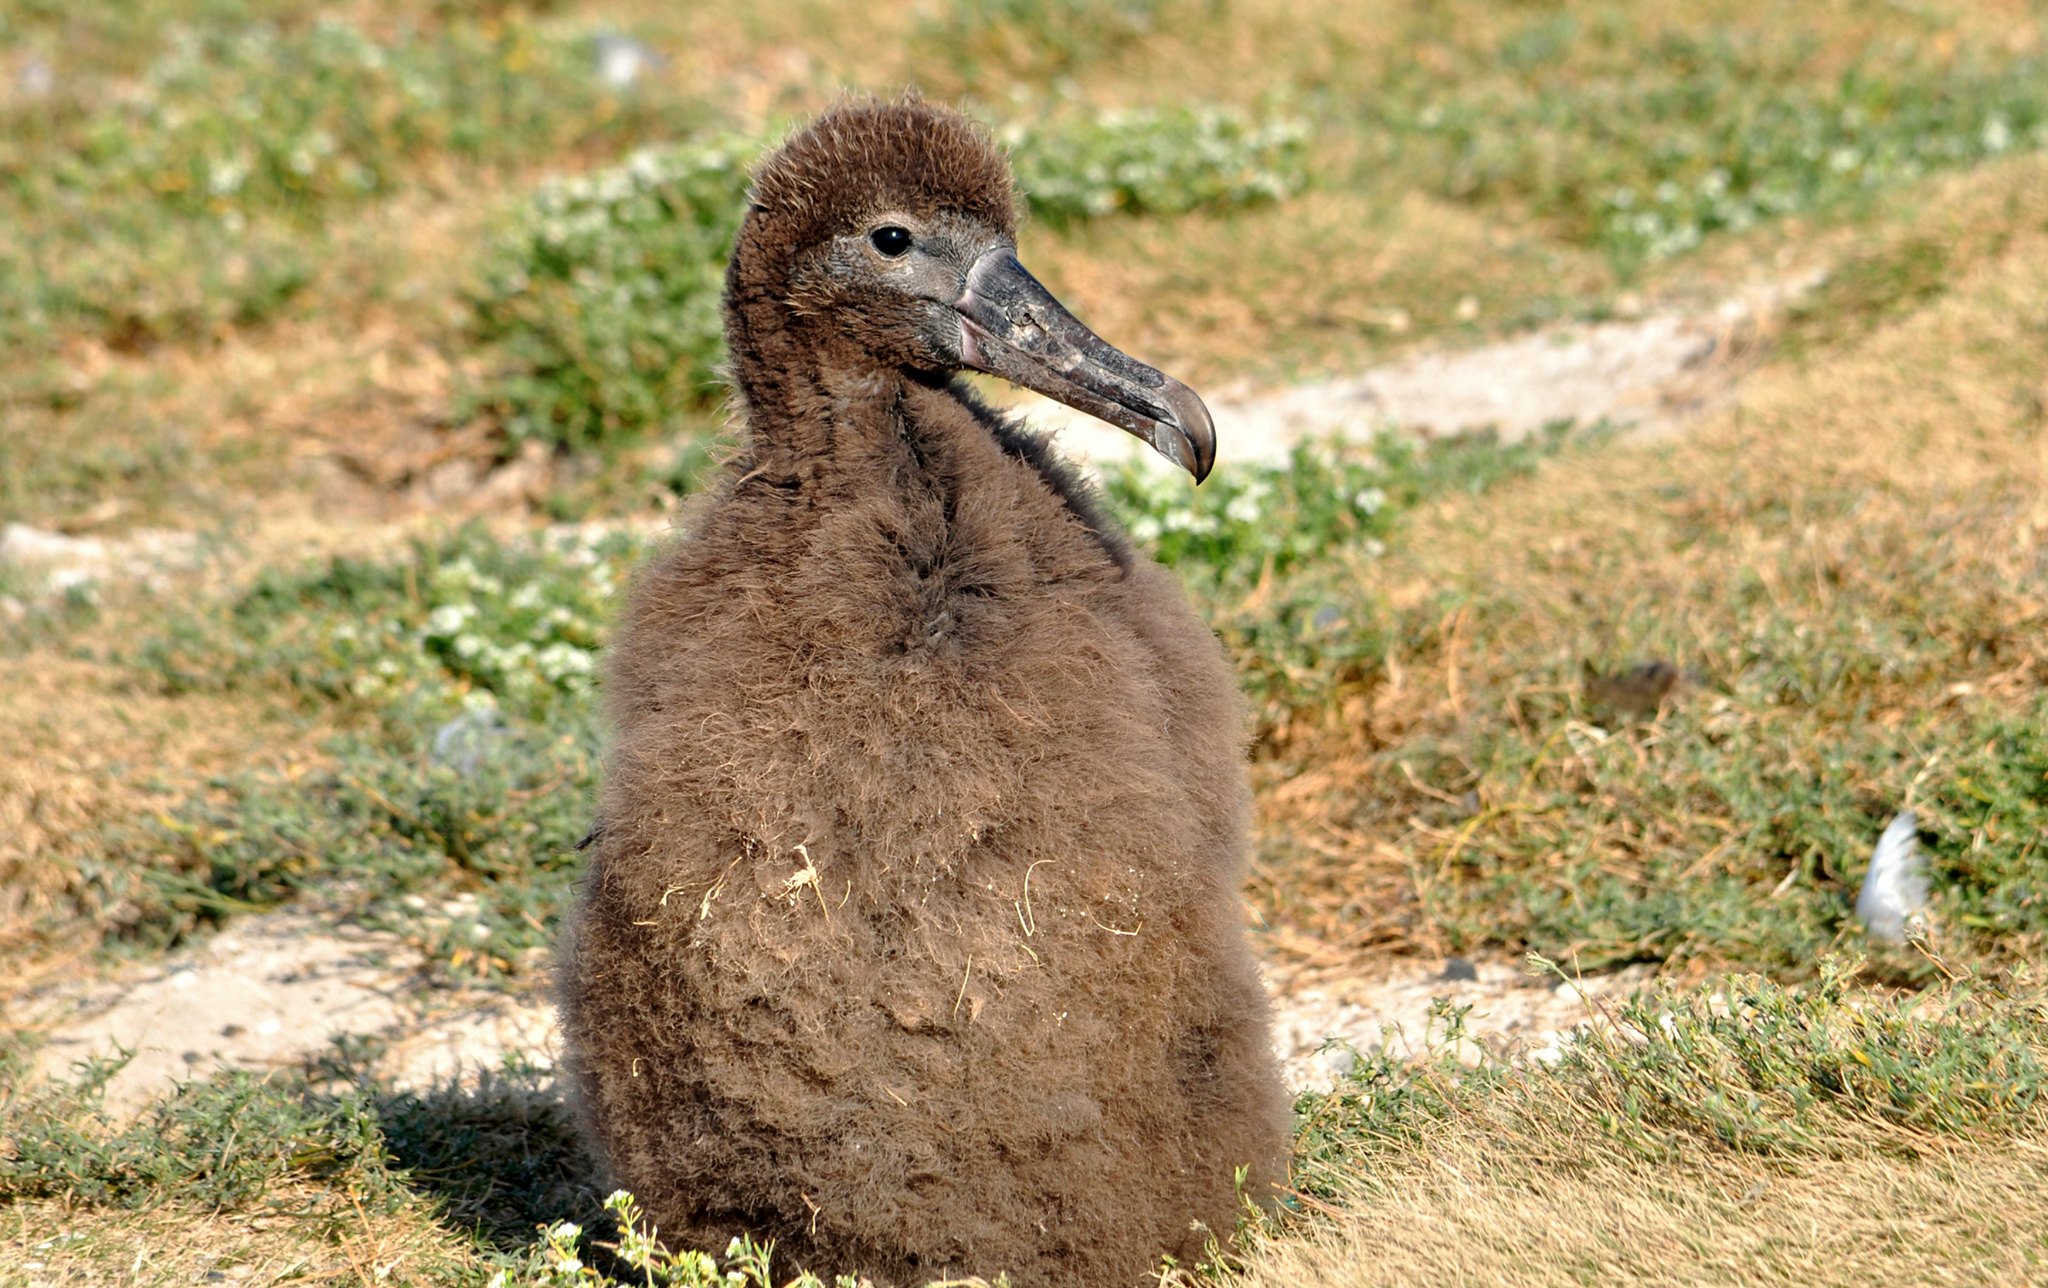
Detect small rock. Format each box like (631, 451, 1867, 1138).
(1454, 295, 1481, 322)
(17, 56, 54, 99)
(1581, 657, 1682, 719)
(431, 709, 511, 777)
(1439, 957, 1479, 983)
(0, 523, 109, 585)
(0, 522, 201, 599)
(593, 32, 664, 89)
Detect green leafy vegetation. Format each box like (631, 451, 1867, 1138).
(470, 141, 751, 452)
(108, 527, 637, 976)
(914, 0, 1190, 86)
(490, 1192, 867, 1287)
(145, 524, 633, 720)
(0, 1060, 397, 1213)
(0, 14, 700, 355)
(0, 1044, 598, 1272)
(1106, 427, 1581, 590)
(1007, 104, 1310, 226)
(1108, 425, 1594, 739)
(1369, 24, 2048, 268)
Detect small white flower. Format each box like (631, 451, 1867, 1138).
(424, 602, 477, 637)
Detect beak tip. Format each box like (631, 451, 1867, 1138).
(1158, 381, 1217, 485)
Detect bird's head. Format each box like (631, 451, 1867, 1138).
(733, 98, 1216, 482)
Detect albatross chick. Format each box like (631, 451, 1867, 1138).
(556, 98, 1289, 1287)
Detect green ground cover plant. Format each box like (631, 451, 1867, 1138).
(1108, 425, 1596, 739)
(1361, 20, 2048, 269)
(1005, 102, 1309, 226)
(0, 13, 702, 355)
(912, 0, 1196, 88)
(103, 527, 634, 976)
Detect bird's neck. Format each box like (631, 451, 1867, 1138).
(724, 291, 945, 484)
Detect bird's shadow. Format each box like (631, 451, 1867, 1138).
(314, 1042, 607, 1253)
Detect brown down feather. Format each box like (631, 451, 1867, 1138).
(554, 97, 1291, 1288)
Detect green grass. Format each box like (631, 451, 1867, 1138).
(1291, 963, 2048, 1191)
(1328, 13, 2048, 273)
(1, 1037, 598, 1275)
(1109, 424, 1602, 741)
(95, 527, 631, 976)
(0, 14, 707, 359)
(1249, 964, 2048, 1285)
(1252, 454, 2048, 974)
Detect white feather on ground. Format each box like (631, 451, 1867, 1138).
(1855, 809, 1931, 945)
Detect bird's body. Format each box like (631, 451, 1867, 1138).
(556, 100, 1288, 1287)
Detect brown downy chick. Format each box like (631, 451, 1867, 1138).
(555, 98, 1290, 1288)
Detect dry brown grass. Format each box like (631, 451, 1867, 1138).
(1037, 187, 1617, 389)
(0, 648, 316, 990)
(1238, 1135, 2048, 1288)
(0, 1192, 471, 1287)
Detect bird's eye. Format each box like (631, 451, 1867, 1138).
(869, 225, 913, 257)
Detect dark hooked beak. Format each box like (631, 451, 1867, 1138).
(952, 249, 1217, 482)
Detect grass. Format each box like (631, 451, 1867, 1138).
(1244, 152, 2048, 980)
(4, 965, 2040, 1283)
(88, 526, 628, 977)
(1352, 22, 2048, 270)
(6, 0, 2048, 1282)
(0, 13, 707, 357)
(1247, 964, 2048, 1287)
